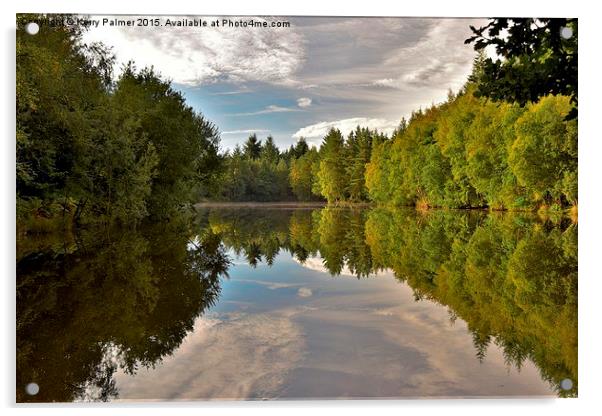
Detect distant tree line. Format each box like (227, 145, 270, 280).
(211, 127, 387, 203)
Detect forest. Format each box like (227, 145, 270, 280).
(17, 17, 578, 232)
(17, 15, 222, 229)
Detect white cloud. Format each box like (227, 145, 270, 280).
(294, 256, 359, 278)
(371, 78, 396, 88)
(210, 89, 252, 96)
(221, 129, 270, 135)
(297, 287, 313, 298)
(292, 117, 399, 143)
(296, 97, 312, 108)
(377, 19, 479, 91)
(82, 15, 305, 86)
(231, 105, 300, 117)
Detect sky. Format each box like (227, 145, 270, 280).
(83, 16, 487, 151)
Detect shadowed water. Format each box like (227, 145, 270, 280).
(16, 207, 577, 402)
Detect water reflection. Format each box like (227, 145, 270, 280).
(16, 207, 577, 401)
(16, 220, 230, 402)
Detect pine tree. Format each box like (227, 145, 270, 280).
(243, 134, 262, 160)
(261, 135, 280, 163)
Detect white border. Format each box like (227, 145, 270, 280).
(2, 1, 600, 415)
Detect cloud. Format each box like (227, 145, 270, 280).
(210, 89, 252, 96)
(371, 78, 396, 88)
(292, 117, 399, 143)
(297, 287, 313, 298)
(82, 15, 305, 86)
(239, 279, 301, 290)
(296, 97, 312, 108)
(231, 105, 301, 117)
(294, 256, 360, 278)
(370, 60, 459, 90)
(221, 129, 270, 135)
(376, 19, 479, 90)
(114, 313, 305, 400)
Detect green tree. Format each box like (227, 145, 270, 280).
(16, 15, 221, 227)
(261, 135, 280, 163)
(243, 133, 262, 160)
(466, 18, 578, 118)
(345, 127, 375, 201)
(291, 137, 310, 159)
(289, 148, 321, 201)
(317, 128, 348, 203)
(508, 95, 577, 205)
(365, 139, 392, 204)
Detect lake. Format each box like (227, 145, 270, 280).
(16, 206, 577, 402)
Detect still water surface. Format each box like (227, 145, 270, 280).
(16, 207, 577, 401)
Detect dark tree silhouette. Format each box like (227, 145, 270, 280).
(465, 18, 577, 118)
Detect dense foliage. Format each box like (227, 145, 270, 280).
(465, 18, 578, 118)
(17, 15, 221, 229)
(212, 127, 386, 204)
(366, 87, 577, 210)
(213, 135, 292, 201)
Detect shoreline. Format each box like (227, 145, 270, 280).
(195, 201, 329, 209)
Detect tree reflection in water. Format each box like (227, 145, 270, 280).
(16, 207, 577, 401)
(17, 218, 230, 402)
(205, 207, 577, 398)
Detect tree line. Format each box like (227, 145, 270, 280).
(211, 127, 387, 203)
(365, 80, 577, 211)
(17, 15, 222, 230)
(17, 16, 578, 229)
(213, 77, 576, 212)
(212, 18, 577, 212)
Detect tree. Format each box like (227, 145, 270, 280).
(466, 18, 578, 118)
(508, 95, 577, 205)
(345, 127, 375, 201)
(365, 139, 392, 204)
(261, 135, 280, 163)
(317, 128, 348, 203)
(112, 65, 221, 219)
(289, 148, 320, 201)
(291, 137, 309, 159)
(243, 133, 262, 160)
(16, 14, 222, 226)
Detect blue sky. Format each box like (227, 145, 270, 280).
(84, 16, 486, 151)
